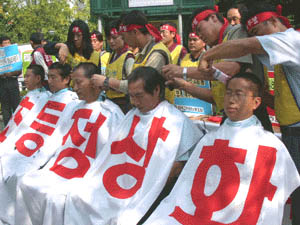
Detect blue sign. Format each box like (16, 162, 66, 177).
(0, 44, 22, 75)
(174, 79, 213, 115)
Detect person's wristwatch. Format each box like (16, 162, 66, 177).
(182, 67, 187, 80)
(103, 77, 110, 89)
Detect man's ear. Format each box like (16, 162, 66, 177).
(253, 96, 262, 111)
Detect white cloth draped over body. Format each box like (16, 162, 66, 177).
(0, 88, 51, 151)
(144, 115, 300, 225)
(60, 100, 203, 225)
(0, 89, 78, 224)
(16, 99, 124, 225)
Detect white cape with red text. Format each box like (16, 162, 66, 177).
(144, 116, 300, 225)
(15, 99, 124, 225)
(64, 100, 203, 225)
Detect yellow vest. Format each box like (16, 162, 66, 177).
(66, 51, 100, 68)
(100, 52, 110, 73)
(274, 65, 300, 125)
(177, 53, 209, 98)
(106, 51, 132, 99)
(211, 35, 229, 111)
(132, 42, 175, 104)
(171, 44, 184, 65)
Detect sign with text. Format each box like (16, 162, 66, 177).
(0, 44, 22, 75)
(129, 0, 173, 7)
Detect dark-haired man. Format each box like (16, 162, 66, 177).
(144, 72, 300, 225)
(160, 22, 187, 65)
(0, 65, 51, 144)
(29, 32, 53, 80)
(163, 6, 255, 111)
(96, 10, 175, 104)
(198, 4, 300, 224)
(15, 62, 124, 225)
(61, 66, 203, 225)
(91, 20, 135, 114)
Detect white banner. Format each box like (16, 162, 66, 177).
(129, 0, 173, 7)
(63, 101, 203, 225)
(0, 89, 51, 149)
(15, 99, 124, 225)
(145, 116, 300, 225)
(0, 90, 78, 224)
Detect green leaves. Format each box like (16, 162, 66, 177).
(0, 0, 97, 44)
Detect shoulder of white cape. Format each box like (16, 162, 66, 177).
(205, 122, 286, 150)
(101, 99, 125, 117)
(125, 100, 191, 124)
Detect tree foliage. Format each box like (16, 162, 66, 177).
(0, 0, 97, 44)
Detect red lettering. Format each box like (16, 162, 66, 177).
(170, 141, 277, 225)
(84, 113, 107, 158)
(50, 147, 90, 179)
(62, 109, 92, 146)
(37, 101, 65, 125)
(103, 116, 169, 199)
(103, 163, 145, 199)
(30, 121, 55, 136)
(111, 116, 145, 162)
(50, 111, 107, 179)
(16, 133, 44, 157)
(0, 127, 9, 143)
(14, 97, 34, 125)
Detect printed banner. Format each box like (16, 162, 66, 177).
(0, 44, 22, 75)
(175, 79, 212, 115)
(144, 116, 300, 225)
(63, 101, 203, 225)
(15, 99, 124, 225)
(129, 0, 173, 7)
(0, 89, 51, 148)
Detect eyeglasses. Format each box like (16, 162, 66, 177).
(225, 91, 255, 101)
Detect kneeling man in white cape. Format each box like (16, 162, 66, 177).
(0, 65, 51, 149)
(144, 72, 300, 225)
(0, 62, 79, 224)
(16, 62, 124, 225)
(58, 67, 202, 225)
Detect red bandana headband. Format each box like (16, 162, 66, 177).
(119, 24, 162, 42)
(160, 24, 177, 33)
(246, 5, 291, 31)
(90, 33, 97, 39)
(192, 5, 219, 32)
(160, 24, 181, 44)
(110, 28, 119, 36)
(189, 32, 199, 38)
(72, 26, 82, 33)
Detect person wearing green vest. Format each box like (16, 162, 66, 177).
(159, 22, 187, 65)
(91, 20, 135, 114)
(198, 3, 300, 224)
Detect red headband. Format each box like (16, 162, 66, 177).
(160, 24, 177, 33)
(160, 24, 181, 44)
(110, 28, 119, 36)
(189, 32, 199, 38)
(72, 26, 82, 33)
(119, 24, 162, 42)
(192, 5, 219, 32)
(246, 5, 291, 31)
(90, 33, 97, 39)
